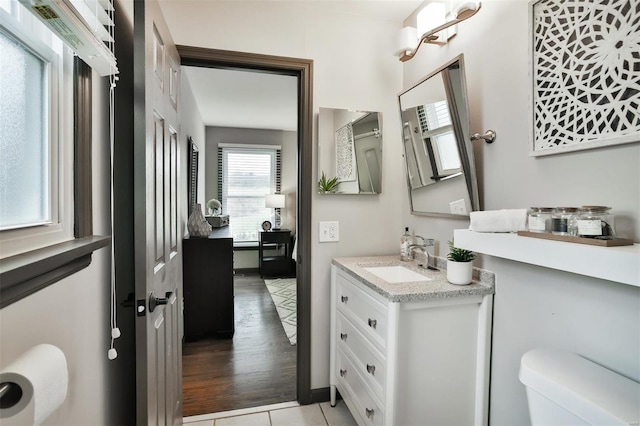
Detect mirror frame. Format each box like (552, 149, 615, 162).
(187, 137, 199, 216)
(398, 54, 479, 217)
(317, 108, 383, 195)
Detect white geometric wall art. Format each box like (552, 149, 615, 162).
(529, 0, 640, 156)
(335, 123, 357, 181)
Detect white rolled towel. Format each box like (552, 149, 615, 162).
(469, 209, 528, 233)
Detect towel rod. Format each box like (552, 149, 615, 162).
(354, 128, 380, 140)
(0, 382, 20, 407)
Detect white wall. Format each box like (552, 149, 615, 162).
(401, 1, 640, 424)
(0, 76, 112, 424)
(402, 0, 640, 247)
(203, 126, 298, 269)
(204, 126, 298, 230)
(158, 0, 406, 389)
(180, 70, 206, 229)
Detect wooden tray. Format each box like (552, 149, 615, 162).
(517, 231, 634, 247)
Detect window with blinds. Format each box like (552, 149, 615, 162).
(218, 145, 281, 243)
(18, 0, 117, 76)
(418, 102, 461, 175)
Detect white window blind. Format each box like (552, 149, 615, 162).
(218, 145, 281, 243)
(18, 0, 117, 76)
(419, 100, 451, 131)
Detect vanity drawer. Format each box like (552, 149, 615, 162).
(337, 311, 386, 402)
(336, 347, 384, 426)
(336, 273, 388, 351)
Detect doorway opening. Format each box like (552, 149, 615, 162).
(178, 46, 313, 417)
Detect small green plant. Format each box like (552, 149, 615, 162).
(447, 240, 475, 262)
(318, 171, 339, 193)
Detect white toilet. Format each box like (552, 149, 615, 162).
(519, 348, 640, 425)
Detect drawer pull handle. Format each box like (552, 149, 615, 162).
(368, 318, 377, 329)
(366, 364, 376, 374)
(339, 369, 347, 377)
(341, 295, 348, 303)
(340, 333, 348, 341)
(365, 408, 375, 418)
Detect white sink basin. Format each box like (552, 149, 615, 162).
(363, 265, 431, 283)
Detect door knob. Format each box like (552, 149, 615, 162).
(149, 291, 173, 313)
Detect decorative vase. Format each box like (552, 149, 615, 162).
(447, 260, 473, 285)
(187, 203, 212, 238)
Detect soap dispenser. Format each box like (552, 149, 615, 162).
(400, 227, 412, 261)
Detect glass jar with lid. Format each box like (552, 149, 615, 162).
(528, 207, 553, 233)
(551, 207, 579, 236)
(577, 206, 615, 238)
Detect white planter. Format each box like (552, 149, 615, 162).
(447, 260, 473, 285)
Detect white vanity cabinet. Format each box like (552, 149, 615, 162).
(330, 258, 494, 426)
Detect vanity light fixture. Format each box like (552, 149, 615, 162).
(398, 1, 482, 62)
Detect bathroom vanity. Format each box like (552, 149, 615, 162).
(330, 256, 494, 426)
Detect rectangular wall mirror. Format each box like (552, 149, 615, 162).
(398, 54, 479, 216)
(187, 137, 199, 216)
(317, 108, 382, 195)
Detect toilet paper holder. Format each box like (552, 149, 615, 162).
(0, 382, 21, 409)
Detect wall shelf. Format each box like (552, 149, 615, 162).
(454, 229, 639, 287)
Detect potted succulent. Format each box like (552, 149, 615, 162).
(318, 171, 339, 194)
(446, 240, 475, 285)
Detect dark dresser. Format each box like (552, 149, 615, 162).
(182, 227, 234, 340)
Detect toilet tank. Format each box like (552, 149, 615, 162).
(519, 349, 640, 425)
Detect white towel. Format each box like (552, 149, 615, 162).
(469, 209, 528, 233)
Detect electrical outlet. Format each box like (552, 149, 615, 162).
(319, 221, 339, 242)
(450, 199, 467, 215)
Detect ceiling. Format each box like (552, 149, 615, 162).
(179, 0, 423, 132)
(183, 67, 299, 131)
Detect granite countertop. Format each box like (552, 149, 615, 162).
(332, 255, 495, 303)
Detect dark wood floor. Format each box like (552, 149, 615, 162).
(182, 273, 297, 417)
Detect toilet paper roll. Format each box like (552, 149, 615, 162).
(0, 344, 68, 425)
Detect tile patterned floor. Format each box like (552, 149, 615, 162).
(184, 401, 356, 426)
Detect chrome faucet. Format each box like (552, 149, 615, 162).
(408, 236, 437, 270)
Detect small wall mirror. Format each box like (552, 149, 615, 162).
(317, 108, 382, 194)
(398, 54, 479, 216)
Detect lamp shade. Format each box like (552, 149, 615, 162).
(417, 2, 447, 39)
(265, 194, 285, 209)
(395, 26, 418, 56)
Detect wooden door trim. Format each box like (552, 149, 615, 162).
(177, 45, 314, 405)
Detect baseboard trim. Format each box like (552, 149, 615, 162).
(308, 387, 331, 404)
(234, 268, 259, 275)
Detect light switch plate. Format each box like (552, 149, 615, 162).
(319, 221, 339, 242)
(449, 199, 467, 215)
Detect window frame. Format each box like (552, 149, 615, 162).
(218, 144, 282, 244)
(0, 56, 109, 309)
(418, 102, 462, 179)
(0, 7, 68, 249)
